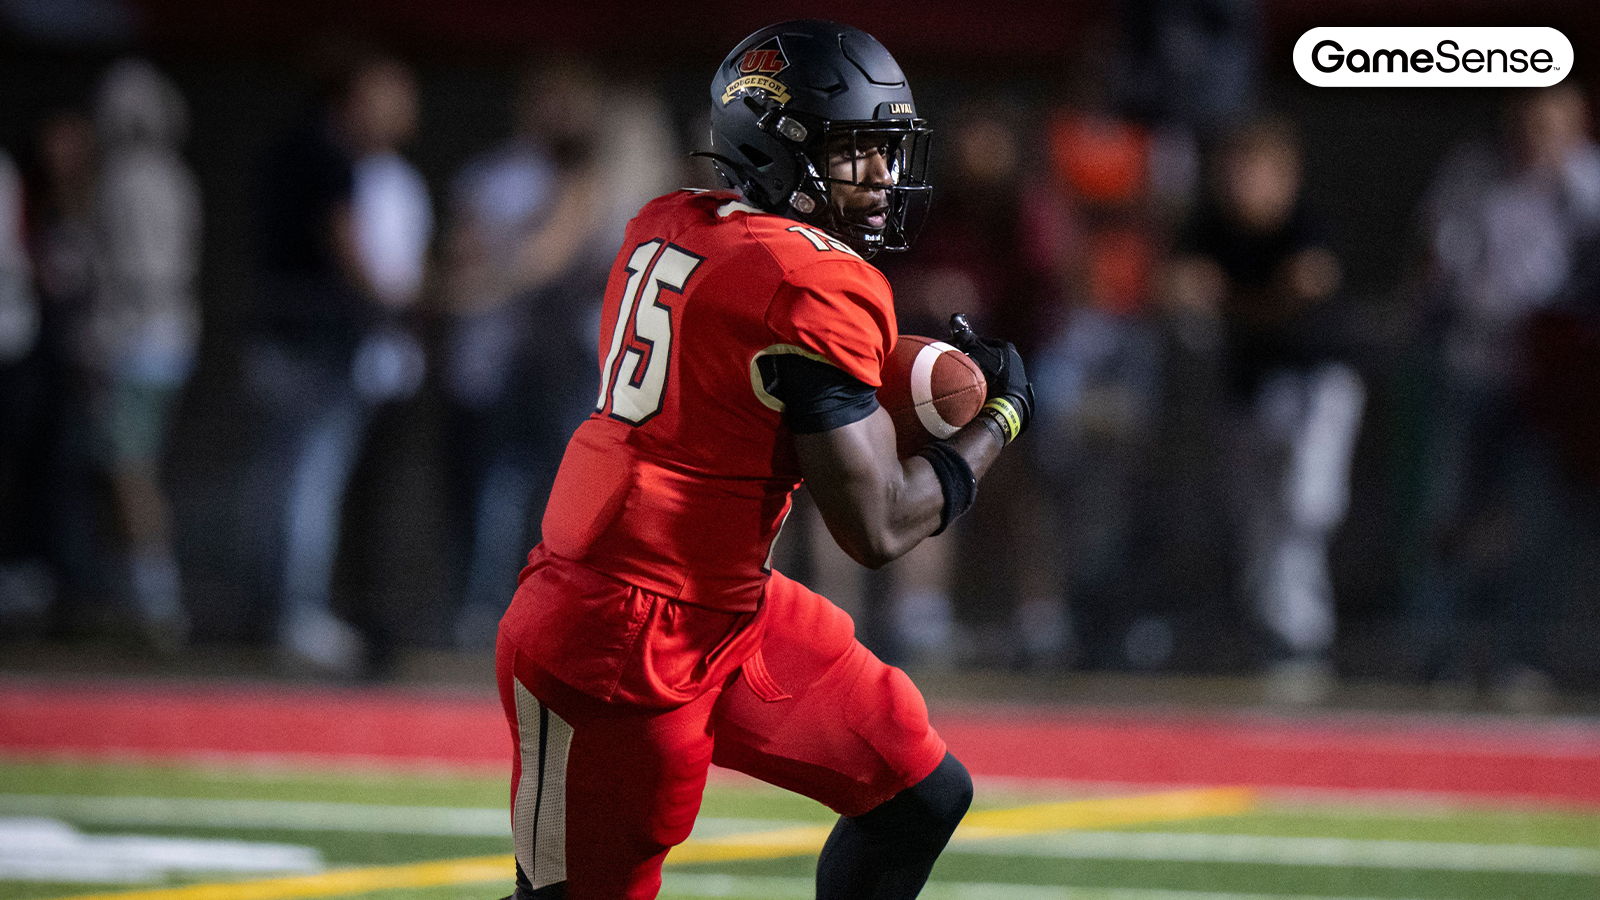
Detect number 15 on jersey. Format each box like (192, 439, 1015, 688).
(596, 240, 704, 425)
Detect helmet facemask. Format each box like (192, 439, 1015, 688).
(788, 122, 933, 256)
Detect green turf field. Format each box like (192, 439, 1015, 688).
(1, 757, 1597, 900)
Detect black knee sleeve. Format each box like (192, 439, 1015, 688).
(816, 753, 973, 899)
(856, 751, 973, 841)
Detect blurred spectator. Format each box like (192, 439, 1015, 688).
(1116, 0, 1259, 140)
(0, 150, 37, 366)
(437, 56, 677, 647)
(83, 59, 202, 649)
(0, 147, 50, 624)
(1113, 0, 1256, 224)
(1167, 118, 1364, 700)
(26, 109, 108, 639)
(244, 50, 432, 674)
(1408, 85, 1600, 704)
(1025, 100, 1170, 670)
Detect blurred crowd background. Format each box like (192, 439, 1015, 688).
(2, 0, 1599, 708)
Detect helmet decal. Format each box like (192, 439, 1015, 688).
(721, 37, 791, 106)
(738, 39, 788, 75)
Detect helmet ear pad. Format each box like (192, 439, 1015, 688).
(706, 101, 785, 209)
(710, 97, 827, 216)
(756, 106, 833, 217)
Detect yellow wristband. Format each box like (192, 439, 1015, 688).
(981, 397, 1023, 444)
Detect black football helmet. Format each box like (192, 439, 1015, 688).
(702, 20, 933, 255)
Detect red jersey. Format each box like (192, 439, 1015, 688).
(539, 190, 897, 612)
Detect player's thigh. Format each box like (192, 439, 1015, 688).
(499, 637, 717, 899)
(710, 571, 947, 817)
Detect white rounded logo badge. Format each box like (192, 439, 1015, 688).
(1294, 27, 1572, 87)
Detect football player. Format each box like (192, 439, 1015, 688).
(495, 20, 1034, 899)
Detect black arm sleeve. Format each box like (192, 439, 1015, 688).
(759, 353, 881, 434)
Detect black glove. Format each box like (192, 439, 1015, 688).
(948, 313, 1034, 444)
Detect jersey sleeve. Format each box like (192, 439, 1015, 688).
(764, 259, 896, 388)
(760, 353, 881, 433)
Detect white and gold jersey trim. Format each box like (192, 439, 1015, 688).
(513, 681, 574, 891)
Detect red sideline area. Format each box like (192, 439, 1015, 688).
(2, 679, 1598, 806)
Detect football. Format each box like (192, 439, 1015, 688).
(876, 334, 987, 456)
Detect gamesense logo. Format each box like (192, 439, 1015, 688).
(1294, 27, 1572, 87)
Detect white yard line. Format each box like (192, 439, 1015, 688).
(968, 776, 1594, 814)
(0, 794, 509, 835)
(5, 793, 1594, 878)
(0, 793, 796, 839)
(951, 829, 1600, 875)
(0, 817, 322, 882)
(662, 873, 1430, 900)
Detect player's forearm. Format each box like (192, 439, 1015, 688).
(851, 470, 942, 568)
(870, 414, 1006, 557)
(801, 409, 1006, 569)
(941, 413, 1007, 483)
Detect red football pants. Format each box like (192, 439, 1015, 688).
(495, 566, 947, 899)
